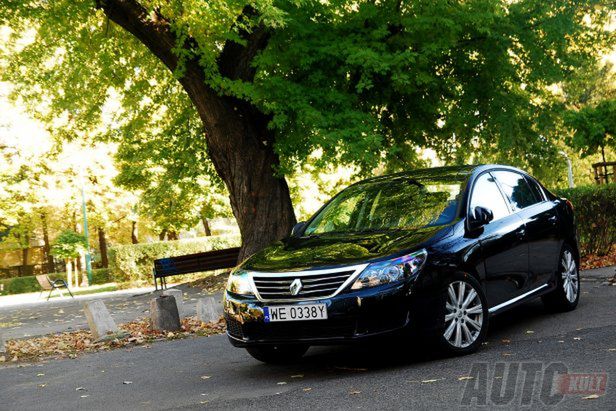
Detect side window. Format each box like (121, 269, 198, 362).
(492, 171, 541, 211)
(526, 177, 545, 202)
(469, 173, 510, 221)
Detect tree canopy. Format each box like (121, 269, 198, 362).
(566, 99, 616, 158)
(1, 0, 614, 256)
(51, 230, 88, 259)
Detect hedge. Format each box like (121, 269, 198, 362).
(0, 268, 110, 296)
(108, 235, 241, 283)
(555, 184, 616, 256)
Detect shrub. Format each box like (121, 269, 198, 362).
(108, 235, 241, 283)
(0, 269, 110, 295)
(555, 184, 616, 256)
(51, 230, 88, 259)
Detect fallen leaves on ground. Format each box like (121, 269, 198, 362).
(580, 245, 616, 271)
(458, 376, 474, 381)
(1, 317, 225, 364)
(421, 378, 443, 384)
(582, 394, 601, 400)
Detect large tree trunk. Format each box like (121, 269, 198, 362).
(97, 227, 109, 268)
(96, 0, 296, 260)
(40, 212, 55, 273)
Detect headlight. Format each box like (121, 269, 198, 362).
(226, 270, 254, 295)
(351, 249, 427, 290)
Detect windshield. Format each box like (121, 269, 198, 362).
(303, 176, 465, 235)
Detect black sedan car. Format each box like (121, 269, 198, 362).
(224, 165, 580, 363)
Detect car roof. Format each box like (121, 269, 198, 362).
(356, 164, 529, 186)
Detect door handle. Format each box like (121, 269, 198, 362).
(548, 215, 558, 225)
(516, 228, 526, 240)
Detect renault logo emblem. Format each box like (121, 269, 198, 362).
(290, 279, 303, 296)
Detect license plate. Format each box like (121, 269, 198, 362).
(263, 304, 327, 322)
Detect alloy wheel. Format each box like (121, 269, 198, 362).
(444, 280, 484, 348)
(561, 250, 578, 303)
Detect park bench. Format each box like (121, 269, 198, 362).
(152, 247, 240, 290)
(36, 274, 74, 300)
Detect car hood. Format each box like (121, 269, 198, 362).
(241, 225, 453, 272)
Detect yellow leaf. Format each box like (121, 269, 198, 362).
(303, 388, 312, 392)
(200, 376, 211, 380)
(458, 376, 474, 381)
(582, 394, 601, 400)
(291, 374, 304, 378)
(349, 390, 361, 395)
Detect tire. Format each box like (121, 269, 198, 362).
(542, 245, 580, 312)
(436, 273, 489, 356)
(246, 344, 309, 364)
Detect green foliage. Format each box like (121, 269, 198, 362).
(108, 235, 240, 282)
(0, 268, 110, 295)
(1, 0, 613, 188)
(566, 99, 616, 157)
(555, 184, 616, 256)
(50, 230, 88, 259)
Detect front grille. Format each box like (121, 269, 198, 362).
(252, 270, 356, 300)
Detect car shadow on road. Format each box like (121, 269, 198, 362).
(231, 298, 576, 379)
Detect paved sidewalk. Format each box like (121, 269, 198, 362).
(581, 265, 616, 281)
(0, 283, 222, 340)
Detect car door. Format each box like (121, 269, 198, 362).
(468, 172, 530, 308)
(492, 171, 561, 290)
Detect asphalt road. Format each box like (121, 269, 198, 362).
(0, 281, 614, 410)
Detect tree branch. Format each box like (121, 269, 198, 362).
(95, 0, 182, 74)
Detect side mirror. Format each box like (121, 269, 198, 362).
(291, 221, 307, 237)
(469, 206, 494, 229)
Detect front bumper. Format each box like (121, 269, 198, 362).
(223, 282, 413, 347)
